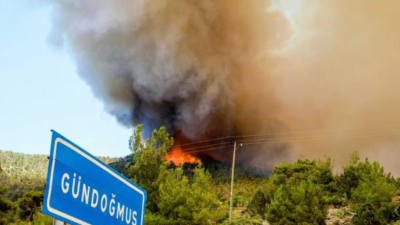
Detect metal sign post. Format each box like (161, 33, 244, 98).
(53, 219, 68, 225)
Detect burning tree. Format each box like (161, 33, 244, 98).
(129, 125, 173, 212)
(167, 145, 201, 166)
(128, 126, 224, 224)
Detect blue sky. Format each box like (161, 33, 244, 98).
(0, 0, 132, 157)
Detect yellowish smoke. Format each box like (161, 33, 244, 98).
(47, 0, 400, 175)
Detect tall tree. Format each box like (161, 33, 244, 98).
(157, 167, 221, 224)
(128, 126, 224, 224)
(16, 190, 44, 221)
(128, 125, 174, 212)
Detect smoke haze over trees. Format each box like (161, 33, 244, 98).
(40, 0, 400, 173)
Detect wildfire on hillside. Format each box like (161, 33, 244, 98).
(167, 145, 201, 165)
(49, 0, 400, 175)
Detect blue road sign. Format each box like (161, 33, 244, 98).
(43, 131, 147, 225)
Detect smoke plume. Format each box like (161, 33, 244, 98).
(271, 0, 400, 175)
(47, 0, 400, 175)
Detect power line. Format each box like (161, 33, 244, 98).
(181, 129, 400, 154)
(182, 145, 234, 154)
(243, 131, 400, 146)
(173, 124, 400, 148)
(234, 129, 400, 144)
(180, 141, 234, 151)
(174, 136, 233, 147)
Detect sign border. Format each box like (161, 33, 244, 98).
(44, 132, 146, 225)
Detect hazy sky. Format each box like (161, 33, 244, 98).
(0, 0, 132, 157)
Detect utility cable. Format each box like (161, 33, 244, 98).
(181, 129, 400, 154)
(173, 124, 400, 148)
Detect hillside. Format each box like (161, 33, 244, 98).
(1, 147, 399, 225)
(0, 150, 121, 200)
(0, 149, 269, 216)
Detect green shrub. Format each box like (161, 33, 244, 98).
(352, 203, 382, 225)
(31, 211, 53, 225)
(247, 190, 267, 216)
(266, 178, 327, 225)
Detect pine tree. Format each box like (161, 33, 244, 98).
(157, 166, 222, 224)
(128, 125, 174, 212)
(247, 189, 267, 216)
(266, 178, 327, 225)
(352, 203, 382, 225)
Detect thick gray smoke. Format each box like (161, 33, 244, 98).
(46, 0, 400, 174)
(47, 0, 289, 140)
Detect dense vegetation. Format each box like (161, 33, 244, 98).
(0, 151, 120, 224)
(0, 129, 399, 224)
(0, 151, 47, 202)
(248, 153, 400, 225)
(126, 126, 400, 224)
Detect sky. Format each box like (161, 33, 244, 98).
(0, 0, 133, 157)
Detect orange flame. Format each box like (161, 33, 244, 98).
(167, 146, 201, 165)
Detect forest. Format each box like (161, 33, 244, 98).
(1, 127, 400, 225)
